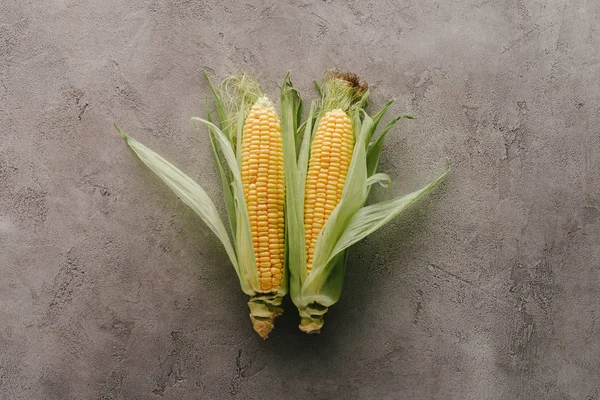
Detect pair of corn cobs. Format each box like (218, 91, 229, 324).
(117, 71, 447, 339)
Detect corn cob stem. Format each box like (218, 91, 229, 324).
(248, 295, 283, 339)
(298, 303, 328, 334)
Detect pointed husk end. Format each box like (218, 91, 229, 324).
(248, 294, 283, 339)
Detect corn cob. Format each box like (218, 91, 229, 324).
(117, 73, 288, 340)
(241, 97, 285, 291)
(283, 71, 448, 334)
(304, 109, 353, 274)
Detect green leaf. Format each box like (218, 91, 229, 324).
(115, 125, 239, 275)
(297, 120, 307, 144)
(366, 173, 391, 188)
(301, 250, 348, 310)
(355, 89, 370, 111)
(235, 104, 245, 166)
(366, 99, 394, 143)
(281, 73, 306, 303)
(330, 169, 449, 261)
(190, 118, 260, 295)
(203, 71, 231, 141)
(298, 102, 317, 191)
(313, 80, 322, 97)
(205, 112, 236, 237)
(366, 114, 414, 177)
(295, 89, 304, 137)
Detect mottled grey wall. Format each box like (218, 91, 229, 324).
(1, 0, 599, 399)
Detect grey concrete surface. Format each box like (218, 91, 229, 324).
(1, 0, 599, 399)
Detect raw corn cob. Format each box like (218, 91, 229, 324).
(116, 73, 288, 339)
(304, 109, 354, 274)
(241, 97, 285, 293)
(281, 71, 448, 333)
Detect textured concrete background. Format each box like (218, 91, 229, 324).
(1, 0, 599, 399)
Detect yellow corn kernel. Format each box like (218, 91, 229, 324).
(241, 97, 285, 292)
(304, 109, 353, 274)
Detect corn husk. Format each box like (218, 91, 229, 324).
(282, 72, 449, 333)
(116, 72, 286, 339)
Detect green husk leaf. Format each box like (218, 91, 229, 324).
(205, 112, 236, 237)
(366, 99, 394, 143)
(281, 72, 307, 306)
(330, 169, 449, 263)
(366, 173, 392, 188)
(298, 101, 317, 191)
(298, 249, 348, 333)
(295, 91, 303, 140)
(313, 80, 323, 97)
(190, 118, 259, 295)
(366, 114, 414, 177)
(355, 90, 370, 111)
(297, 120, 307, 145)
(203, 71, 229, 138)
(114, 125, 239, 276)
(235, 104, 245, 167)
(297, 166, 448, 332)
